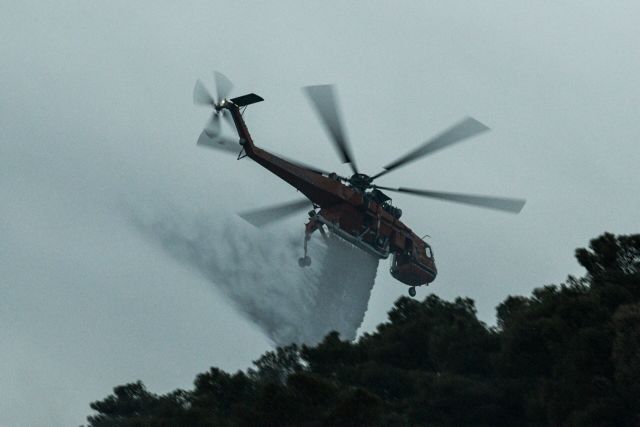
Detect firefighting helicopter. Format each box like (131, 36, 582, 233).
(193, 72, 525, 297)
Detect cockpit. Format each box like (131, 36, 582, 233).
(390, 241, 437, 287)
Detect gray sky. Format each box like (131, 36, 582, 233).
(2, 1, 640, 425)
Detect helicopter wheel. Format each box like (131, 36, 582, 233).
(408, 286, 416, 297)
(298, 256, 311, 268)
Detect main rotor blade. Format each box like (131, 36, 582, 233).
(375, 185, 526, 213)
(303, 85, 358, 174)
(239, 199, 311, 227)
(214, 71, 233, 102)
(193, 80, 214, 106)
(278, 154, 333, 176)
(196, 130, 240, 154)
(372, 117, 489, 180)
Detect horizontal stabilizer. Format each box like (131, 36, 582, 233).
(231, 93, 264, 107)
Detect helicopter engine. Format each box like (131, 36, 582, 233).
(383, 204, 402, 219)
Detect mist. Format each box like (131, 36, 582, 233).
(131, 205, 378, 345)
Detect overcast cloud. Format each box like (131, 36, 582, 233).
(2, 1, 640, 425)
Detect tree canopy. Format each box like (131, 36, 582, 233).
(85, 232, 640, 427)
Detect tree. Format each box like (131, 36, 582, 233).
(86, 232, 640, 427)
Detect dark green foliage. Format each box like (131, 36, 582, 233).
(87, 382, 193, 427)
(86, 232, 640, 426)
(248, 344, 303, 385)
(576, 232, 640, 276)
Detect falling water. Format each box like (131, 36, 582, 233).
(131, 207, 379, 346)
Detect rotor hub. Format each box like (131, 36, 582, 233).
(349, 173, 373, 190)
(214, 98, 228, 112)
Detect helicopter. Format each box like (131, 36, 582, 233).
(193, 72, 526, 297)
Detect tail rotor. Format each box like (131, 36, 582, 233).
(194, 71, 235, 139)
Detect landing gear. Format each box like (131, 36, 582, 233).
(299, 215, 321, 268)
(408, 286, 416, 297)
(298, 256, 311, 267)
(299, 230, 312, 268)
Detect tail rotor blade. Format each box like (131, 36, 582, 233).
(239, 199, 312, 227)
(372, 117, 489, 180)
(196, 130, 239, 154)
(193, 79, 215, 106)
(204, 113, 221, 137)
(214, 71, 234, 102)
(303, 85, 358, 174)
(222, 110, 235, 130)
(375, 185, 526, 213)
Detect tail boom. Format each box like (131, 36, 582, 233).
(224, 100, 346, 208)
